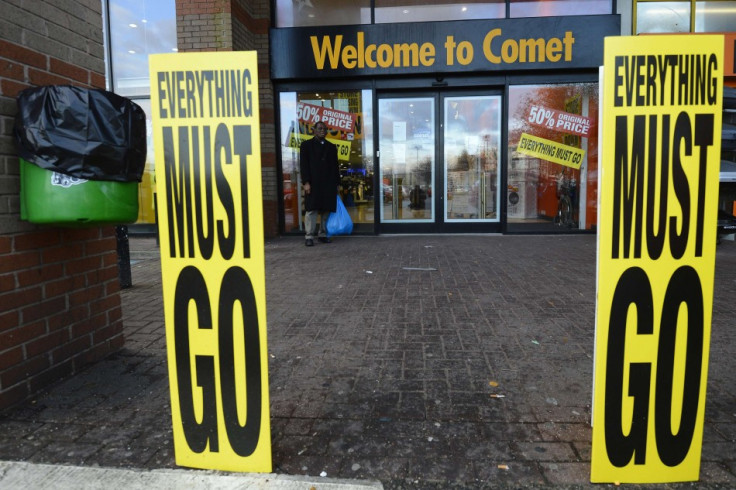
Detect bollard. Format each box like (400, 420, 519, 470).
(116, 225, 132, 289)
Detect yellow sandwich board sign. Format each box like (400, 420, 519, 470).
(591, 35, 723, 483)
(149, 51, 271, 473)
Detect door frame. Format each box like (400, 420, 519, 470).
(376, 89, 504, 234)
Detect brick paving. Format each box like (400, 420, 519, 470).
(1, 235, 735, 489)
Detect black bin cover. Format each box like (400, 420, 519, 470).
(14, 85, 146, 182)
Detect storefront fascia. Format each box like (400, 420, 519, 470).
(270, 15, 621, 235)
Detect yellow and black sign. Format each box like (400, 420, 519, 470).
(285, 131, 352, 162)
(516, 133, 585, 169)
(149, 51, 271, 473)
(591, 35, 723, 483)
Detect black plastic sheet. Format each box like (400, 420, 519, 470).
(14, 85, 146, 182)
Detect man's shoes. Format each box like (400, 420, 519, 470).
(318, 237, 331, 243)
(305, 239, 314, 247)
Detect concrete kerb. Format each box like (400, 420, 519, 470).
(0, 460, 384, 489)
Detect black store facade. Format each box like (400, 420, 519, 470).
(270, 14, 620, 235)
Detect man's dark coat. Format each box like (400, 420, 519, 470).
(299, 136, 340, 212)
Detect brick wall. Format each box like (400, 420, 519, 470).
(176, 0, 278, 238)
(176, 0, 233, 52)
(0, 0, 125, 410)
(0, 229, 124, 408)
(233, 0, 276, 238)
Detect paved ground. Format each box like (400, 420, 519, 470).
(1, 234, 735, 489)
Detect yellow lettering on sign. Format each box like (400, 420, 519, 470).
(445, 36, 474, 66)
(311, 34, 342, 69)
(342, 44, 358, 69)
(310, 32, 435, 70)
(311, 30, 577, 71)
(483, 29, 575, 64)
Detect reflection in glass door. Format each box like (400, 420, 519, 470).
(378, 97, 435, 223)
(444, 95, 501, 222)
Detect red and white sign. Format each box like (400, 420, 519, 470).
(528, 105, 592, 137)
(297, 102, 356, 132)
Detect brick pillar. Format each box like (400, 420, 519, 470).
(176, 0, 278, 238)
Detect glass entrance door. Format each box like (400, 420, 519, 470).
(377, 92, 501, 232)
(443, 95, 501, 224)
(378, 96, 435, 227)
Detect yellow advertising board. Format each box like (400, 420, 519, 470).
(516, 132, 585, 169)
(149, 51, 271, 473)
(591, 35, 723, 483)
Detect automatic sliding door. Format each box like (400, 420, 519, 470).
(377, 92, 501, 232)
(443, 95, 501, 222)
(378, 97, 435, 223)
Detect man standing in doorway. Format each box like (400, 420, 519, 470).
(300, 121, 340, 247)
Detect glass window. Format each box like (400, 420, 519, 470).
(275, 0, 371, 27)
(636, 2, 691, 33)
(510, 0, 612, 18)
(507, 83, 599, 232)
(109, 0, 177, 96)
(106, 1, 175, 227)
(128, 99, 157, 225)
(378, 97, 435, 222)
(444, 96, 501, 222)
(279, 90, 374, 233)
(695, 1, 736, 31)
(375, 1, 504, 23)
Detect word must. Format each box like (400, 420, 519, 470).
(163, 123, 253, 260)
(612, 112, 715, 260)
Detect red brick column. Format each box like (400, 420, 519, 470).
(176, 0, 278, 238)
(0, 1, 125, 410)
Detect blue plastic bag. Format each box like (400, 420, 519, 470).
(326, 196, 353, 236)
